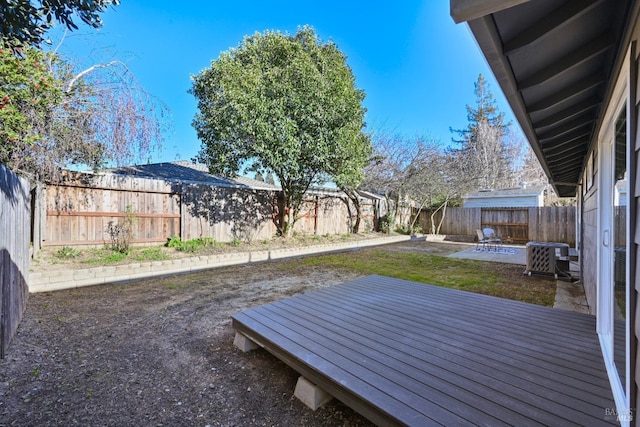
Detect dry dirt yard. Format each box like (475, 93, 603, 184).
(0, 241, 471, 426)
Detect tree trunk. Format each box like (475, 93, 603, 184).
(338, 188, 364, 234)
(429, 198, 449, 235)
(410, 198, 430, 234)
(350, 192, 362, 233)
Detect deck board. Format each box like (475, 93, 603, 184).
(232, 274, 616, 426)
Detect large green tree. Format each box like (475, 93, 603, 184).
(191, 26, 369, 237)
(1, 0, 119, 50)
(328, 131, 372, 233)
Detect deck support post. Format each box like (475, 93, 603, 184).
(233, 331, 259, 352)
(294, 376, 334, 410)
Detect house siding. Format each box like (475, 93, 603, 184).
(583, 158, 599, 316)
(631, 36, 639, 421)
(462, 195, 542, 208)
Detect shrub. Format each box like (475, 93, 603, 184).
(107, 206, 136, 253)
(56, 246, 81, 259)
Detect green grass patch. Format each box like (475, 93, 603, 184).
(81, 248, 129, 264)
(134, 247, 170, 262)
(294, 248, 556, 306)
(166, 236, 218, 252)
(55, 246, 81, 259)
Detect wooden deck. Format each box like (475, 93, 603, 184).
(231, 275, 616, 426)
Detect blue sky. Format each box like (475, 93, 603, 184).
(50, 1, 521, 164)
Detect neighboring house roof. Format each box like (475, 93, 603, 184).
(451, 0, 634, 197)
(107, 161, 279, 191)
(356, 190, 386, 201)
(106, 161, 376, 197)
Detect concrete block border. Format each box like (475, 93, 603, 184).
(29, 235, 412, 293)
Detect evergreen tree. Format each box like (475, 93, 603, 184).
(265, 173, 275, 185)
(450, 74, 512, 190)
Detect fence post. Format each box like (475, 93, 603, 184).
(180, 185, 186, 241)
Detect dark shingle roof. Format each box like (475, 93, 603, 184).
(108, 161, 279, 190)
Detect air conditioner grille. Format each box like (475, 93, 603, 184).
(527, 244, 556, 274)
(525, 242, 570, 276)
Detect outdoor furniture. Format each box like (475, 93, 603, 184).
(476, 229, 490, 251)
(482, 227, 502, 251)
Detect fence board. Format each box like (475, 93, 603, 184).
(418, 206, 576, 246)
(40, 174, 386, 247)
(0, 164, 30, 358)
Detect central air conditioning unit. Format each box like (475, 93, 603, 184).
(525, 242, 571, 279)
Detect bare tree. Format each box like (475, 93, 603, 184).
(0, 42, 169, 182)
(450, 74, 512, 191)
(475, 118, 507, 189)
(70, 59, 170, 167)
(362, 134, 440, 231)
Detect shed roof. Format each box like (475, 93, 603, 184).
(451, 0, 636, 197)
(464, 185, 545, 199)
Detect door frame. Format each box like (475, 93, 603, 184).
(597, 47, 631, 419)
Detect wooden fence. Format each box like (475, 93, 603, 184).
(39, 173, 386, 247)
(0, 164, 30, 358)
(417, 206, 576, 246)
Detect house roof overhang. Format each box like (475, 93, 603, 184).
(451, 0, 638, 197)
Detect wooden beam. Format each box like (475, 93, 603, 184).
(549, 182, 580, 187)
(545, 145, 588, 162)
(519, 32, 616, 90)
(543, 138, 589, 155)
(503, 0, 601, 55)
(537, 116, 594, 142)
(528, 73, 604, 113)
(450, 0, 530, 23)
(47, 181, 177, 195)
(532, 98, 600, 129)
(47, 210, 181, 218)
(547, 154, 585, 167)
(42, 238, 168, 246)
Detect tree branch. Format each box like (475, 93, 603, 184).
(65, 60, 126, 92)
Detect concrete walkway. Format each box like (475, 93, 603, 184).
(448, 245, 526, 265)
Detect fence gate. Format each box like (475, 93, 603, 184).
(481, 208, 529, 244)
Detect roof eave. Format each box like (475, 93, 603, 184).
(465, 16, 556, 192)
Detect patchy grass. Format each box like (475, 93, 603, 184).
(133, 247, 170, 262)
(290, 248, 556, 306)
(166, 236, 219, 252)
(81, 248, 129, 265)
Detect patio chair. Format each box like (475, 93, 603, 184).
(476, 229, 490, 251)
(482, 227, 502, 251)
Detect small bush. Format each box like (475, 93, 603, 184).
(395, 224, 408, 234)
(107, 206, 136, 253)
(166, 236, 182, 248)
(166, 237, 217, 252)
(134, 247, 170, 262)
(56, 246, 81, 259)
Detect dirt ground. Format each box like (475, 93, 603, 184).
(0, 241, 470, 427)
